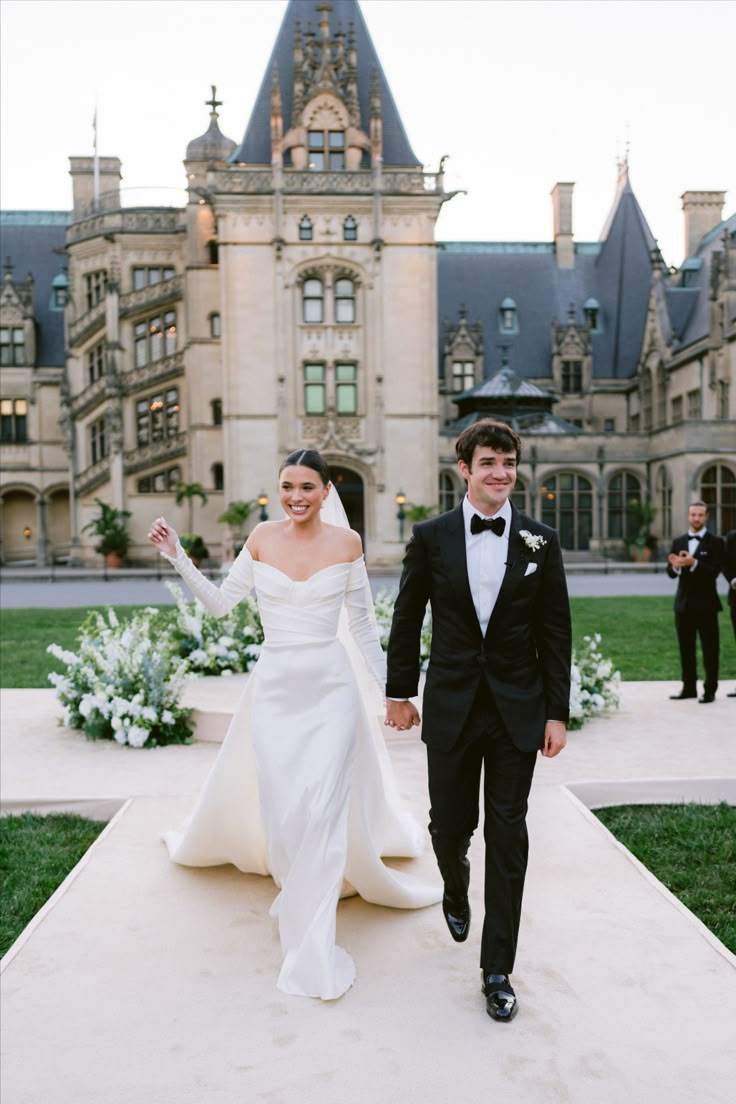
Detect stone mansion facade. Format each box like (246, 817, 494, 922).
(1, 0, 734, 566)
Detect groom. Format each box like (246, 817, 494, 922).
(385, 419, 571, 1022)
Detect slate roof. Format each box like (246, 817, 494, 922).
(669, 213, 736, 350)
(231, 0, 420, 167)
(438, 172, 659, 382)
(0, 212, 69, 366)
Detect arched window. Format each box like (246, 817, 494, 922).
(302, 278, 323, 323)
(211, 399, 222, 426)
(656, 467, 672, 541)
(298, 215, 313, 242)
(209, 313, 221, 338)
(334, 278, 355, 323)
(438, 471, 457, 513)
(540, 472, 593, 550)
(511, 475, 528, 515)
(212, 463, 224, 492)
(607, 472, 642, 540)
(343, 215, 357, 241)
(701, 464, 736, 533)
(498, 297, 518, 334)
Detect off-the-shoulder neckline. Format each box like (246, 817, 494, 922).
(250, 553, 364, 584)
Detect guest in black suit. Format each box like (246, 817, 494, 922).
(666, 501, 724, 703)
(722, 529, 736, 697)
(384, 419, 571, 1023)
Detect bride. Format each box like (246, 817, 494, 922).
(148, 448, 440, 1000)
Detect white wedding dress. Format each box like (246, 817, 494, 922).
(160, 540, 440, 1000)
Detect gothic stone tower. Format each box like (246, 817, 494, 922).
(206, 0, 451, 561)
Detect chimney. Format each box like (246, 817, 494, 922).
(69, 157, 122, 220)
(681, 191, 725, 257)
(551, 182, 574, 268)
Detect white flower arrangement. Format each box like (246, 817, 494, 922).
(48, 608, 193, 747)
(568, 633, 621, 730)
(373, 589, 433, 671)
(519, 529, 547, 553)
(165, 581, 263, 675)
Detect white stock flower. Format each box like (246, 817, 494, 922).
(127, 725, 149, 748)
(519, 529, 547, 553)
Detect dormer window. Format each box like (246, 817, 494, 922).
(499, 297, 518, 334)
(681, 258, 703, 288)
(584, 298, 601, 332)
(298, 215, 313, 242)
(308, 130, 345, 171)
(343, 215, 357, 242)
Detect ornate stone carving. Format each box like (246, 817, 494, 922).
(67, 209, 184, 245)
(119, 274, 184, 318)
(122, 350, 185, 395)
(69, 298, 106, 346)
(74, 455, 111, 495)
(123, 431, 188, 474)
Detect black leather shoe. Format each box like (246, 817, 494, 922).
(669, 690, 697, 700)
(442, 895, 470, 942)
(699, 693, 716, 703)
(727, 691, 736, 698)
(482, 973, 518, 1022)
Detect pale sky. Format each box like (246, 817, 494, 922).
(1, 0, 733, 266)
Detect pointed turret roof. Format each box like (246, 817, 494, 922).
(231, 0, 420, 167)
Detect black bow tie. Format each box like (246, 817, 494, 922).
(470, 514, 506, 537)
(688, 533, 702, 542)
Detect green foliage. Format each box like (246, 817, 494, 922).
(165, 581, 263, 675)
(179, 533, 209, 562)
(0, 813, 107, 957)
(596, 803, 736, 953)
(217, 500, 256, 532)
(175, 482, 208, 534)
(80, 498, 131, 557)
(405, 503, 438, 522)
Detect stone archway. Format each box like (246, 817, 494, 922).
(0, 489, 37, 563)
(330, 466, 364, 539)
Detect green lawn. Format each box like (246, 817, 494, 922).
(1, 596, 734, 688)
(0, 813, 107, 958)
(596, 803, 736, 953)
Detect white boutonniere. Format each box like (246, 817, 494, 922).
(519, 529, 547, 553)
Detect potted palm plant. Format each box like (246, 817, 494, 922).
(217, 499, 256, 556)
(81, 499, 132, 568)
(627, 498, 658, 561)
(174, 481, 208, 565)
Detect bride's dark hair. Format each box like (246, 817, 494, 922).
(279, 448, 331, 486)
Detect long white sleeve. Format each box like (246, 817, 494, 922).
(161, 541, 254, 618)
(344, 558, 387, 690)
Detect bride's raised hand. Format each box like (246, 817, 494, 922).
(147, 516, 178, 558)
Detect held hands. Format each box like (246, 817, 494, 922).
(384, 699, 421, 732)
(542, 720, 566, 758)
(147, 516, 178, 558)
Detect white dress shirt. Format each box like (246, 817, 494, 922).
(463, 495, 512, 636)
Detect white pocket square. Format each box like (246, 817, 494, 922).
(524, 562, 538, 577)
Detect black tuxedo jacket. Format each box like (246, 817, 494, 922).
(666, 531, 724, 615)
(723, 530, 736, 610)
(386, 503, 572, 754)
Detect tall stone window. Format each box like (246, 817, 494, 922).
(134, 311, 177, 367)
(540, 472, 593, 550)
(335, 363, 357, 415)
(687, 389, 701, 418)
(304, 363, 326, 415)
(137, 466, 181, 493)
(302, 279, 324, 323)
(343, 215, 357, 241)
(561, 360, 582, 394)
(607, 471, 641, 540)
(132, 266, 174, 289)
(656, 466, 672, 541)
(0, 327, 25, 366)
(511, 475, 528, 515)
(0, 398, 28, 442)
(85, 270, 107, 310)
(451, 361, 475, 393)
(211, 399, 223, 426)
(87, 341, 105, 384)
(717, 379, 730, 419)
(136, 387, 180, 446)
(212, 463, 224, 491)
(209, 313, 221, 338)
(701, 463, 736, 533)
(439, 471, 457, 513)
(334, 278, 355, 323)
(89, 416, 107, 464)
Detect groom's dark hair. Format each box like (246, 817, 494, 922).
(455, 419, 522, 468)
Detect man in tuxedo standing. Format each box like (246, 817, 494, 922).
(666, 501, 724, 703)
(384, 419, 571, 1023)
(722, 529, 736, 697)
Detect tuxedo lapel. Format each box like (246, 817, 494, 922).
(439, 504, 482, 639)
